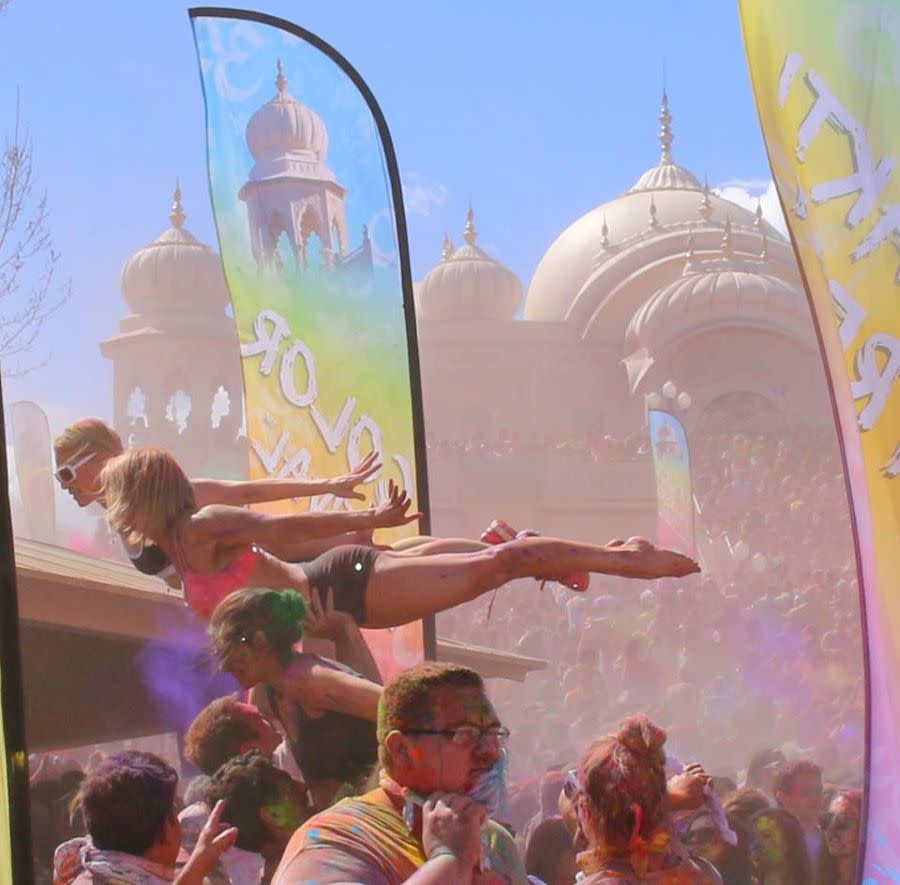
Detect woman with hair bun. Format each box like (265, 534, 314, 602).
(209, 586, 381, 809)
(570, 715, 721, 885)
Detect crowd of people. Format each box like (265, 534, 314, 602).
(29, 664, 863, 885)
(425, 429, 644, 461)
(21, 419, 866, 883)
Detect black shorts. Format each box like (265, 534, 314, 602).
(299, 545, 380, 624)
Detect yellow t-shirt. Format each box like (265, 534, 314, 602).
(272, 788, 527, 884)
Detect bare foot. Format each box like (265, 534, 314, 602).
(618, 536, 700, 579)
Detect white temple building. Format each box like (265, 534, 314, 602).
(415, 94, 831, 544)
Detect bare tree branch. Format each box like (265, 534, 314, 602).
(0, 91, 71, 376)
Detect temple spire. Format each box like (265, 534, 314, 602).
(170, 180, 185, 229)
(698, 176, 713, 222)
(276, 59, 288, 94)
(463, 203, 478, 245)
(648, 194, 659, 229)
(441, 232, 455, 261)
(721, 215, 733, 254)
(601, 216, 610, 249)
(659, 90, 674, 165)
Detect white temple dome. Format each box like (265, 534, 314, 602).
(630, 163, 701, 192)
(626, 259, 811, 353)
(120, 185, 229, 314)
(418, 207, 523, 321)
(526, 188, 764, 322)
(525, 94, 780, 323)
(246, 61, 329, 169)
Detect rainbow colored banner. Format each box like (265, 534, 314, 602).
(739, 2, 900, 878)
(190, 9, 430, 679)
(648, 410, 695, 558)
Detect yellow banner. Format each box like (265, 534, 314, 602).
(0, 678, 10, 885)
(739, 1, 900, 877)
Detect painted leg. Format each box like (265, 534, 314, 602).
(361, 536, 698, 628)
(389, 538, 490, 557)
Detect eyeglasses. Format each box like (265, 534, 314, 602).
(54, 451, 96, 485)
(402, 725, 510, 748)
(563, 769, 581, 800)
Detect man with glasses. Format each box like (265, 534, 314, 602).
(272, 661, 528, 884)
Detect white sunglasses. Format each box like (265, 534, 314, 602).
(55, 451, 96, 485)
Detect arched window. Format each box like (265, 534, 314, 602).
(127, 386, 149, 428)
(210, 386, 231, 429)
(165, 389, 193, 435)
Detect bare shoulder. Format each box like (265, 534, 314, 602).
(188, 503, 256, 537)
(283, 652, 320, 684)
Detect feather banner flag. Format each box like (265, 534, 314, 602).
(739, 2, 900, 878)
(190, 8, 432, 678)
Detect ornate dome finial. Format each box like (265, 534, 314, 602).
(601, 215, 610, 249)
(698, 176, 713, 222)
(441, 232, 455, 261)
(659, 90, 674, 165)
(463, 203, 478, 245)
(170, 179, 186, 229)
(276, 59, 288, 95)
(648, 194, 659, 229)
(759, 223, 768, 261)
(754, 198, 763, 229)
(721, 215, 733, 254)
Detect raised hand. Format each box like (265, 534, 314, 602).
(327, 451, 382, 500)
(372, 480, 421, 528)
(175, 800, 238, 885)
(667, 762, 713, 811)
(302, 587, 353, 640)
(422, 792, 485, 875)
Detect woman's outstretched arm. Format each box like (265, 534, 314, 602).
(194, 481, 420, 547)
(192, 452, 381, 507)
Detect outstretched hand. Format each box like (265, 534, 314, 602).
(373, 480, 421, 528)
(328, 451, 381, 500)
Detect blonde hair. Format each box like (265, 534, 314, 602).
(54, 418, 123, 464)
(102, 447, 195, 544)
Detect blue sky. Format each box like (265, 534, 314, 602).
(0, 0, 774, 449)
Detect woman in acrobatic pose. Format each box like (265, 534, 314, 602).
(100, 445, 700, 629)
(53, 418, 384, 586)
